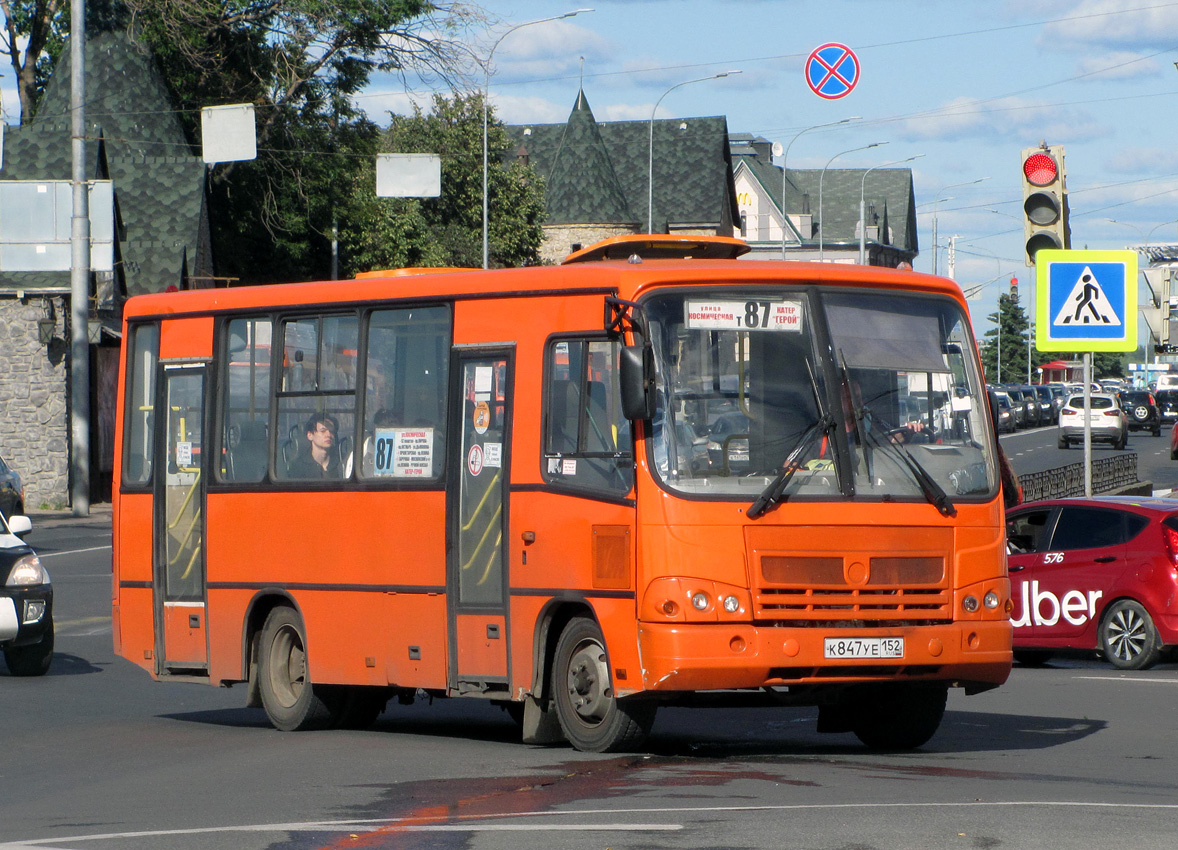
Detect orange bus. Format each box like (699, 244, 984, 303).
(112, 234, 1012, 752)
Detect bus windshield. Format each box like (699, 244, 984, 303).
(644, 287, 998, 506)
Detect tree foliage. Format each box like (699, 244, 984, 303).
(337, 91, 545, 275)
(0, 0, 68, 123)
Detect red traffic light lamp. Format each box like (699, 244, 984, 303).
(1021, 144, 1070, 266)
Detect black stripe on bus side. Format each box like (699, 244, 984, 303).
(509, 588, 636, 600)
(119, 580, 153, 589)
(205, 582, 446, 594)
(509, 482, 636, 507)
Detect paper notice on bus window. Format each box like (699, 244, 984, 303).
(484, 442, 502, 468)
(474, 366, 493, 393)
(373, 427, 433, 478)
(685, 299, 803, 332)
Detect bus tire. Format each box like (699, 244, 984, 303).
(1100, 599, 1162, 670)
(258, 606, 342, 731)
(3, 620, 53, 676)
(850, 684, 947, 750)
(551, 617, 655, 753)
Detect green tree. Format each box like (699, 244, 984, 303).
(118, 0, 484, 282)
(1, 0, 68, 123)
(980, 292, 1030, 384)
(337, 91, 545, 275)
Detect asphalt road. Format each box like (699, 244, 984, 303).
(4, 506, 1178, 850)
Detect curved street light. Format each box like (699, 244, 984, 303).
(482, 9, 593, 269)
(858, 154, 923, 265)
(780, 117, 860, 259)
(818, 142, 886, 262)
(648, 71, 741, 233)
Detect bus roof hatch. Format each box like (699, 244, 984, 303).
(562, 234, 751, 264)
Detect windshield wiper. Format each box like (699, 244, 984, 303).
(859, 415, 957, 517)
(747, 413, 834, 520)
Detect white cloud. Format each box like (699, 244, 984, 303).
(1075, 52, 1165, 80)
(1105, 146, 1178, 175)
(1038, 0, 1178, 51)
(896, 95, 1108, 144)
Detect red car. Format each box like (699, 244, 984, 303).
(1006, 496, 1178, 669)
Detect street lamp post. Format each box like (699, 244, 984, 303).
(930, 177, 989, 275)
(858, 154, 923, 265)
(818, 142, 885, 262)
(780, 117, 860, 259)
(648, 71, 740, 233)
(482, 9, 592, 269)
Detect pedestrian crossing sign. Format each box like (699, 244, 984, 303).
(1035, 249, 1137, 352)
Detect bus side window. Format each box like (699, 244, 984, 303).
(542, 338, 633, 494)
(220, 317, 272, 484)
(358, 305, 450, 482)
(122, 323, 159, 488)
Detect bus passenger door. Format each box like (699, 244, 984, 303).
(153, 363, 209, 674)
(447, 349, 513, 696)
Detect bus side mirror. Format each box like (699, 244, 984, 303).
(620, 345, 656, 421)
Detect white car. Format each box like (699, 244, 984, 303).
(1057, 393, 1128, 450)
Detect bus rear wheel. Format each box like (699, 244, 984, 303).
(258, 606, 342, 731)
(552, 618, 655, 753)
(850, 684, 947, 750)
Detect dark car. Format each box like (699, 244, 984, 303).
(1118, 390, 1161, 436)
(706, 411, 750, 473)
(1006, 386, 1040, 428)
(0, 512, 53, 676)
(1030, 385, 1055, 424)
(992, 391, 1015, 434)
(0, 453, 24, 517)
(1155, 389, 1178, 424)
(1007, 496, 1178, 670)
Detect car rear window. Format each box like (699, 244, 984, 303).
(1067, 396, 1113, 410)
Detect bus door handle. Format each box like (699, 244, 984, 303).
(487, 624, 500, 640)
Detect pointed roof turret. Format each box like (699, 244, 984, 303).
(543, 89, 635, 225)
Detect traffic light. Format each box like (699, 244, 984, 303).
(1021, 144, 1070, 266)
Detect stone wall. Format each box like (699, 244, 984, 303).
(539, 224, 639, 264)
(0, 297, 70, 510)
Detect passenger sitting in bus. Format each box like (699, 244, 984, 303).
(287, 413, 342, 479)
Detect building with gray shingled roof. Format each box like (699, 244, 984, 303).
(0, 31, 212, 508)
(730, 133, 917, 267)
(506, 89, 738, 263)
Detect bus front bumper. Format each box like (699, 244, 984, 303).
(636, 620, 1011, 694)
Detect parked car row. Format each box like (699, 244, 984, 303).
(988, 383, 1065, 429)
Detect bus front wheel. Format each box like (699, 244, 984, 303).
(258, 606, 342, 731)
(551, 618, 655, 753)
(850, 684, 947, 750)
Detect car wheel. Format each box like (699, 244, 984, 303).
(2, 620, 53, 676)
(1100, 600, 1162, 670)
(1058, 436, 1069, 449)
(1172, 445, 1178, 460)
(1013, 649, 1053, 666)
(257, 606, 344, 730)
(551, 617, 656, 752)
(850, 684, 948, 750)
(1154, 428, 1162, 438)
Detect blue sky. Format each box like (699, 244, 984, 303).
(360, 0, 1178, 341)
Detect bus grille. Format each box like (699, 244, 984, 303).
(755, 555, 951, 625)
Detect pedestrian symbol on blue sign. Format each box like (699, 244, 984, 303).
(1035, 249, 1137, 353)
(806, 43, 860, 100)
(1053, 266, 1121, 327)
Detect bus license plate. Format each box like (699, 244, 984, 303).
(823, 637, 904, 659)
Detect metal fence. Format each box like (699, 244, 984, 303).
(1018, 454, 1139, 502)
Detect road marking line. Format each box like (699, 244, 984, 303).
(1073, 675, 1178, 684)
(10, 801, 1178, 847)
(37, 546, 112, 559)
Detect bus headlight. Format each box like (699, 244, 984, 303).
(691, 592, 710, 611)
(962, 595, 979, 613)
(723, 595, 740, 613)
(983, 591, 1001, 610)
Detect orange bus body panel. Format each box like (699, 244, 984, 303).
(113, 244, 1010, 741)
